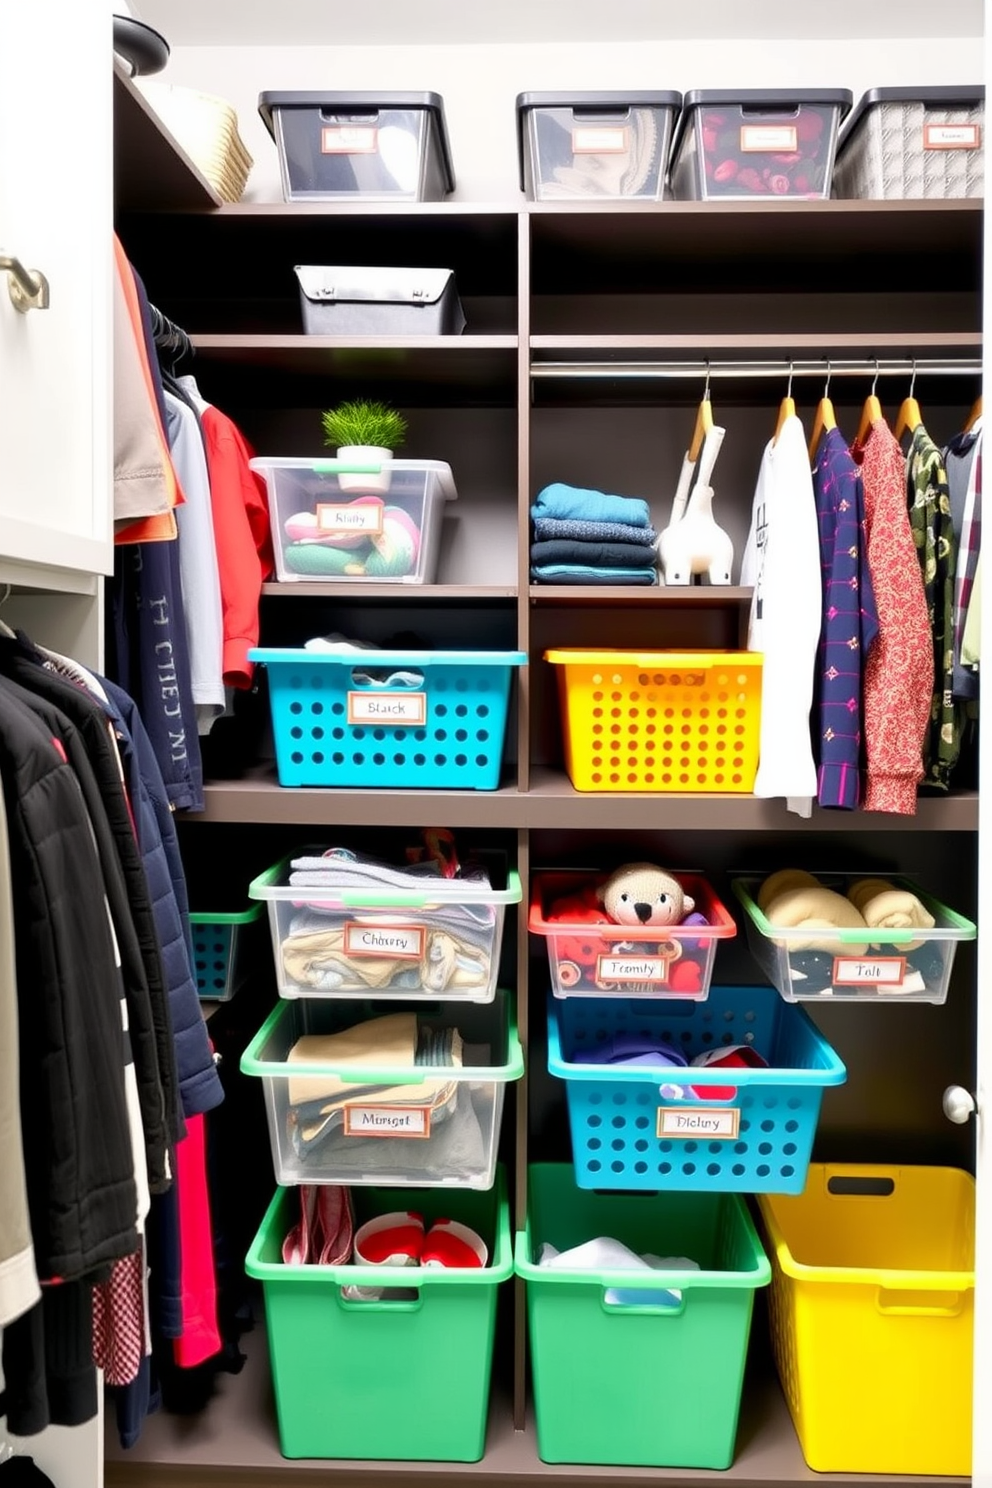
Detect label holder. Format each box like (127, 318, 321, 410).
(347, 690, 427, 727)
(657, 1105, 741, 1140)
(344, 1104, 432, 1139)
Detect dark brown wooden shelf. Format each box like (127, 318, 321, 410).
(529, 585, 751, 606)
(262, 582, 517, 599)
(103, 1323, 961, 1488)
(531, 332, 983, 353)
(114, 64, 222, 213)
(189, 767, 978, 832)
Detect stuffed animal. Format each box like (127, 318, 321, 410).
(597, 863, 695, 927)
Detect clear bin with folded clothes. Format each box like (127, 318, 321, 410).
(240, 993, 523, 1188)
(732, 871, 975, 1004)
(250, 848, 521, 1003)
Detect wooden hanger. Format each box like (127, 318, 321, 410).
(855, 361, 883, 446)
(688, 366, 714, 462)
(893, 361, 922, 445)
(772, 364, 795, 446)
(964, 395, 983, 432)
(807, 362, 837, 462)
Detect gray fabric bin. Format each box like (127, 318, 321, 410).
(833, 86, 984, 200)
(294, 266, 466, 335)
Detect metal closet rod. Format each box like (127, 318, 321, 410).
(530, 357, 983, 380)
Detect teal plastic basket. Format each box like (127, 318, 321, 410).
(248, 648, 526, 789)
(549, 985, 846, 1195)
(190, 905, 264, 1001)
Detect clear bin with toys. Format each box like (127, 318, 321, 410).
(529, 867, 736, 1000)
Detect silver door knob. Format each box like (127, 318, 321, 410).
(0, 251, 49, 312)
(942, 1085, 976, 1124)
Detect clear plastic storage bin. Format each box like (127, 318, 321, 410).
(515, 92, 681, 200)
(732, 875, 975, 1004)
(529, 871, 736, 999)
(668, 89, 852, 199)
(248, 647, 526, 790)
(250, 458, 456, 584)
(833, 86, 984, 200)
(250, 852, 521, 1002)
(246, 1171, 512, 1460)
(758, 1165, 974, 1475)
(190, 905, 264, 1001)
(549, 986, 846, 1194)
(516, 1164, 770, 1468)
(240, 993, 523, 1188)
(258, 91, 455, 201)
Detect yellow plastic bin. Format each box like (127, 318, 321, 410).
(545, 649, 762, 793)
(758, 1164, 974, 1475)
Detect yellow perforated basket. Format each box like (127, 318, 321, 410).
(545, 649, 762, 793)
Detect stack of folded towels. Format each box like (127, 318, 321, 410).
(530, 481, 659, 585)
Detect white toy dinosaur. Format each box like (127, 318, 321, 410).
(657, 418, 735, 586)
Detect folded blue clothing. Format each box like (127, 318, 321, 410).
(530, 565, 658, 586)
(534, 516, 659, 544)
(531, 482, 652, 528)
(531, 538, 658, 568)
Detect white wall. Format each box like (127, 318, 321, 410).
(148, 36, 983, 202)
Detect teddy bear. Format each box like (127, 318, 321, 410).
(597, 863, 695, 927)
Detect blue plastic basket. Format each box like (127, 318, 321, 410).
(548, 986, 846, 1195)
(249, 649, 527, 789)
(190, 906, 264, 1001)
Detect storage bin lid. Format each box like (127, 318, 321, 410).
(836, 85, 985, 159)
(294, 264, 458, 309)
(258, 91, 455, 192)
(515, 91, 681, 189)
(672, 88, 853, 161)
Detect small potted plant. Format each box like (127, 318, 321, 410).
(321, 398, 408, 494)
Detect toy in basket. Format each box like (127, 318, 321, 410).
(733, 868, 976, 1004)
(548, 984, 846, 1194)
(530, 865, 736, 999)
(544, 649, 762, 792)
(248, 646, 526, 789)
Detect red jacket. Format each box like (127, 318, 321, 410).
(199, 408, 273, 689)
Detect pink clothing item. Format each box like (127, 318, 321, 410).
(93, 1248, 145, 1387)
(172, 1114, 221, 1369)
(852, 421, 933, 814)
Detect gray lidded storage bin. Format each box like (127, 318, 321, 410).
(516, 91, 681, 200)
(294, 266, 466, 336)
(833, 86, 984, 200)
(258, 91, 455, 201)
(668, 89, 852, 200)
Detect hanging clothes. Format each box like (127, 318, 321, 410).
(810, 426, 879, 809)
(178, 374, 273, 692)
(852, 420, 933, 814)
(740, 413, 822, 815)
(962, 551, 982, 670)
(906, 424, 962, 790)
(944, 419, 983, 699)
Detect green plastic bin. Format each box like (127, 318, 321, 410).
(515, 1164, 771, 1468)
(246, 1168, 512, 1460)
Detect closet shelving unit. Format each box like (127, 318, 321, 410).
(110, 64, 981, 1488)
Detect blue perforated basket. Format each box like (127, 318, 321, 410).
(249, 649, 526, 789)
(548, 986, 846, 1195)
(190, 905, 264, 1001)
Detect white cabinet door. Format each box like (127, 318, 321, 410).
(0, 0, 112, 580)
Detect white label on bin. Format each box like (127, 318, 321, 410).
(657, 1107, 740, 1140)
(596, 953, 671, 984)
(924, 123, 981, 150)
(347, 691, 427, 726)
(322, 125, 379, 154)
(572, 125, 629, 154)
(740, 124, 798, 152)
(832, 956, 906, 986)
(344, 1105, 432, 1138)
(345, 921, 424, 959)
(316, 501, 384, 535)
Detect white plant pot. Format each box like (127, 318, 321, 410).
(336, 445, 394, 494)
